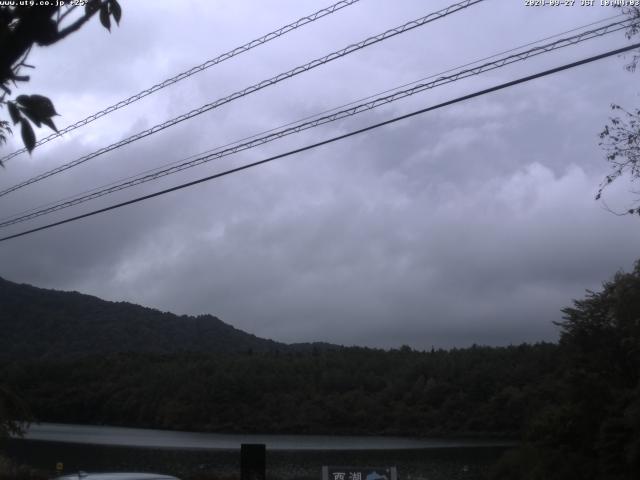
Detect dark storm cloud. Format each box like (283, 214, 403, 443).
(1, 0, 639, 348)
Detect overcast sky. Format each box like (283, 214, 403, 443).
(1, 0, 639, 349)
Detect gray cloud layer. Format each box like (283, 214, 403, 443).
(1, 0, 639, 348)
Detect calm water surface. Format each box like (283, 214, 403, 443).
(21, 423, 513, 450)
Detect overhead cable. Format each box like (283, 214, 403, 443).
(1, 42, 638, 243)
(0, 17, 630, 229)
(0, 0, 486, 199)
(0, 0, 362, 163)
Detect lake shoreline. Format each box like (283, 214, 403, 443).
(15, 423, 517, 451)
(11, 436, 517, 452)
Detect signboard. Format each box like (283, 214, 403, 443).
(322, 466, 397, 480)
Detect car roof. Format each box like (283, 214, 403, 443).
(55, 473, 180, 480)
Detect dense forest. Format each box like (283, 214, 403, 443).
(492, 261, 640, 480)
(0, 344, 559, 437)
(1, 261, 640, 479)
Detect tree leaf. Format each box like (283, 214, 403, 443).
(13, 94, 59, 128)
(99, 4, 111, 31)
(33, 18, 59, 46)
(25, 94, 58, 118)
(41, 117, 58, 132)
(20, 119, 36, 153)
(110, 0, 122, 25)
(19, 106, 41, 127)
(7, 101, 21, 124)
(32, 94, 58, 116)
(85, 0, 101, 16)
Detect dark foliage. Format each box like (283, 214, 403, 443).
(598, 104, 640, 215)
(0, 276, 560, 438)
(597, 6, 640, 215)
(0, 344, 559, 437)
(0, 1, 121, 156)
(0, 385, 31, 439)
(0, 454, 46, 480)
(492, 260, 640, 480)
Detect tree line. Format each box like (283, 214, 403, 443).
(0, 343, 558, 438)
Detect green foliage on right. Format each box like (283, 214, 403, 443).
(491, 261, 640, 480)
(597, 6, 640, 215)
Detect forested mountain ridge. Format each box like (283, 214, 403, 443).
(0, 276, 292, 359)
(3, 261, 640, 479)
(0, 275, 560, 438)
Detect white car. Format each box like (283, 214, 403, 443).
(55, 473, 180, 480)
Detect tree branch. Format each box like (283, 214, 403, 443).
(57, 5, 77, 25)
(43, 9, 94, 44)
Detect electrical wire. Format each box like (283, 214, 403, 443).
(0, 16, 631, 229)
(1, 42, 637, 243)
(0, 0, 486, 199)
(0, 0, 362, 163)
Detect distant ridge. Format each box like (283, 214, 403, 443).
(0, 276, 332, 360)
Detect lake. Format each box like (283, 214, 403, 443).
(3, 423, 514, 480)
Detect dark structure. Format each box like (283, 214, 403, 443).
(240, 443, 265, 480)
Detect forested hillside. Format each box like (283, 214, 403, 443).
(2, 261, 640, 479)
(0, 277, 288, 358)
(0, 276, 560, 437)
(0, 344, 558, 437)
(491, 261, 640, 480)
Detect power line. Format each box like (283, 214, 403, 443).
(4, 11, 625, 226)
(1, 42, 637, 244)
(221, 12, 626, 141)
(7, 13, 623, 229)
(0, 17, 630, 228)
(0, 0, 362, 164)
(0, 0, 486, 199)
